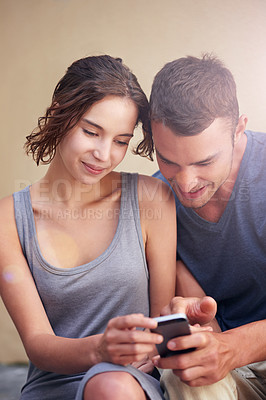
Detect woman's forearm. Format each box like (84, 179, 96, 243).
(25, 333, 102, 374)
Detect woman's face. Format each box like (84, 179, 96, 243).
(57, 95, 138, 185)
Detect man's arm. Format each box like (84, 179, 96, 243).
(154, 260, 266, 386)
(161, 260, 219, 330)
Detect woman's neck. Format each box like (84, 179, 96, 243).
(32, 157, 119, 208)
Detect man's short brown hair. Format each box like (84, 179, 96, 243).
(137, 54, 239, 158)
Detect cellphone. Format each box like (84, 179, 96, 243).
(151, 313, 194, 357)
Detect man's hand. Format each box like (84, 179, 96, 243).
(160, 296, 217, 326)
(152, 296, 235, 386)
(153, 329, 234, 386)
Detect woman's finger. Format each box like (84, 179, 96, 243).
(107, 314, 157, 330)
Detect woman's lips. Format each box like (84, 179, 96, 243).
(82, 162, 105, 175)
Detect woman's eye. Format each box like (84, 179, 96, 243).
(83, 129, 97, 136)
(115, 140, 129, 146)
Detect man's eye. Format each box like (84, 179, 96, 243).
(198, 161, 212, 166)
(161, 158, 174, 165)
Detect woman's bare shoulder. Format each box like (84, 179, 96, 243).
(0, 194, 14, 216)
(137, 174, 173, 204)
(0, 194, 18, 237)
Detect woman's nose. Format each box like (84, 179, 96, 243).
(93, 140, 112, 163)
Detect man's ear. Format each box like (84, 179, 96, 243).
(234, 114, 248, 144)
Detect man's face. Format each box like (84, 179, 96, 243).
(152, 118, 235, 209)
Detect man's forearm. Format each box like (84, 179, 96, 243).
(223, 319, 266, 368)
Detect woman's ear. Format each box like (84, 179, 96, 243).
(234, 114, 248, 144)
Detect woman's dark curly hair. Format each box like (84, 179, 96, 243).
(25, 55, 153, 165)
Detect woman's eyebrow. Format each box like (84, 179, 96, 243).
(117, 133, 134, 137)
(81, 118, 134, 137)
(81, 118, 103, 130)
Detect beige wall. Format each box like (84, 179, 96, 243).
(1, 0, 266, 363)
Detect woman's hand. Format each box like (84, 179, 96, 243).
(131, 356, 155, 374)
(96, 314, 163, 366)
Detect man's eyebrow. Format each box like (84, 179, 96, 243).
(81, 118, 134, 137)
(156, 149, 177, 165)
(156, 149, 220, 166)
(193, 154, 220, 165)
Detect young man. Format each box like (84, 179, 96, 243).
(146, 55, 266, 399)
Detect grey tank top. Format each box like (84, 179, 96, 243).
(13, 172, 149, 399)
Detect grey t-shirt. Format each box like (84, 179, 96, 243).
(13, 172, 150, 399)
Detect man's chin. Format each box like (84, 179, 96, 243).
(177, 192, 213, 209)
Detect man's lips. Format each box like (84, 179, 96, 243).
(82, 162, 106, 175)
(179, 185, 207, 200)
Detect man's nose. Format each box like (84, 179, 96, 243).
(172, 168, 198, 193)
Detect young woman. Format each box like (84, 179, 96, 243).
(0, 55, 176, 400)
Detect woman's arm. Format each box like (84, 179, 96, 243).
(138, 176, 176, 317)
